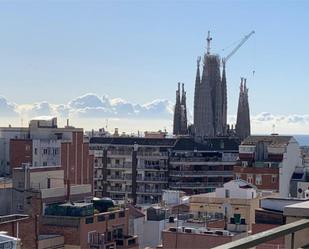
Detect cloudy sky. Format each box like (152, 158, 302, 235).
(0, 1, 309, 134)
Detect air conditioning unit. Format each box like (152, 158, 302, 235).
(304, 190, 309, 199)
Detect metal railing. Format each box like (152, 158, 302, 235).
(169, 182, 222, 188)
(213, 219, 309, 249)
(169, 170, 233, 177)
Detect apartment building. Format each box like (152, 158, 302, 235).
(11, 165, 92, 215)
(90, 137, 176, 205)
(234, 135, 302, 197)
(41, 207, 138, 249)
(189, 180, 259, 232)
(0, 117, 93, 186)
(169, 137, 239, 195)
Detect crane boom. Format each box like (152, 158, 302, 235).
(222, 30, 255, 65)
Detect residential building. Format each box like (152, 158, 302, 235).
(89, 137, 175, 204)
(234, 135, 302, 197)
(11, 165, 92, 215)
(41, 206, 138, 249)
(169, 137, 239, 195)
(0, 233, 21, 249)
(0, 117, 93, 186)
(189, 180, 259, 232)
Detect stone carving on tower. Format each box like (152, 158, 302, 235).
(236, 78, 251, 140)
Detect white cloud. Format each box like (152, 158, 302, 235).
(0, 96, 18, 117)
(1, 93, 309, 134)
(1, 93, 173, 120)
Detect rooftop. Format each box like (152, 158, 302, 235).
(90, 136, 176, 147)
(173, 137, 240, 151)
(242, 135, 293, 146)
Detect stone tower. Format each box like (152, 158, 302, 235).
(236, 78, 251, 140)
(173, 83, 188, 135)
(193, 33, 227, 138)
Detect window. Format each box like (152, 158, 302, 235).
(235, 174, 241, 180)
(85, 217, 94, 224)
(25, 145, 30, 151)
(43, 162, 47, 166)
(242, 161, 248, 167)
(97, 215, 105, 222)
(247, 174, 253, 184)
(255, 175, 262, 185)
(34, 148, 38, 155)
(225, 189, 230, 198)
(119, 211, 125, 218)
(272, 175, 277, 183)
(115, 159, 120, 165)
(109, 213, 115, 220)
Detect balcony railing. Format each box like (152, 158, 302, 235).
(169, 182, 222, 189)
(138, 176, 168, 182)
(170, 157, 222, 162)
(169, 170, 233, 177)
(107, 162, 132, 169)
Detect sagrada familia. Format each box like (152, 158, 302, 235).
(173, 34, 251, 141)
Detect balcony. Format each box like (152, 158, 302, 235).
(115, 235, 138, 249)
(137, 176, 168, 183)
(169, 170, 233, 177)
(137, 188, 163, 195)
(169, 182, 222, 189)
(138, 164, 168, 171)
(107, 186, 127, 193)
(138, 151, 168, 157)
(107, 162, 132, 170)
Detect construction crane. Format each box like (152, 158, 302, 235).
(222, 30, 255, 67)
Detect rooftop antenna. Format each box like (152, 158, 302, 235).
(105, 119, 108, 131)
(206, 31, 212, 54)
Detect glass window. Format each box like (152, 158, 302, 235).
(97, 215, 105, 222)
(85, 217, 94, 224)
(255, 175, 262, 185)
(109, 213, 115, 220)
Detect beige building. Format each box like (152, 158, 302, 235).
(189, 180, 259, 232)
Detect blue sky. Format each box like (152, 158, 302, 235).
(0, 1, 308, 133)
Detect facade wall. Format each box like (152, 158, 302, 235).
(41, 209, 130, 249)
(61, 132, 92, 187)
(0, 128, 29, 176)
(0, 218, 37, 249)
(252, 224, 284, 249)
(10, 140, 32, 169)
(161, 231, 233, 249)
(280, 139, 302, 197)
(234, 166, 279, 191)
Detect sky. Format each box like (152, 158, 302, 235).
(0, 0, 309, 134)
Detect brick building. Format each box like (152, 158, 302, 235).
(0, 117, 93, 186)
(234, 135, 302, 197)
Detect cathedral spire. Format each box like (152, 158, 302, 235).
(173, 82, 188, 135)
(236, 78, 251, 140)
(180, 83, 188, 135)
(221, 63, 227, 135)
(193, 56, 201, 133)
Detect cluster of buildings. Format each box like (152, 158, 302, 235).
(2, 33, 309, 249)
